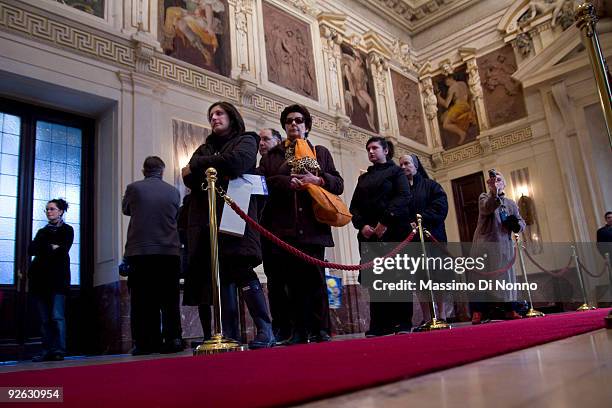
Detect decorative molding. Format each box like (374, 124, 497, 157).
(442, 143, 483, 166)
(490, 126, 532, 150)
(441, 126, 533, 166)
(148, 57, 241, 102)
(0, 2, 134, 66)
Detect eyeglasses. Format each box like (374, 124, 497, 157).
(285, 117, 305, 125)
(44, 208, 59, 213)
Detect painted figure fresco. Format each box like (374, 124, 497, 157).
(341, 44, 378, 133)
(434, 66, 478, 149)
(160, 0, 230, 77)
(477, 45, 527, 128)
(263, 2, 318, 100)
(172, 119, 209, 199)
(391, 70, 426, 145)
(56, 0, 104, 17)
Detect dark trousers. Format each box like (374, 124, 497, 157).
(128, 255, 182, 351)
(35, 293, 66, 355)
(265, 243, 329, 336)
(262, 241, 292, 336)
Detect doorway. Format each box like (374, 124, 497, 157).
(451, 171, 485, 243)
(0, 98, 94, 361)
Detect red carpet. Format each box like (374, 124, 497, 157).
(1, 309, 609, 408)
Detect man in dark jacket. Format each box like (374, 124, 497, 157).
(259, 104, 344, 344)
(123, 156, 183, 355)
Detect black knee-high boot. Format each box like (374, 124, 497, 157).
(241, 280, 275, 349)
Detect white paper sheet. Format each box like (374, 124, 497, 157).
(219, 177, 253, 237)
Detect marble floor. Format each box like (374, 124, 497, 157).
(299, 329, 612, 408)
(2, 328, 611, 408)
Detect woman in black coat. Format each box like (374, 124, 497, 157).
(350, 137, 413, 336)
(181, 101, 274, 349)
(399, 154, 449, 323)
(29, 198, 74, 361)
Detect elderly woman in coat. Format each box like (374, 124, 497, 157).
(259, 104, 344, 344)
(469, 169, 525, 324)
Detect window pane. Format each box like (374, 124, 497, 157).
(51, 142, 67, 163)
(34, 159, 51, 181)
(0, 217, 15, 240)
(0, 174, 17, 197)
(33, 179, 50, 200)
(35, 140, 51, 161)
(51, 124, 67, 144)
(0, 261, 14, 285)
(2, 134, 20, 155)
(0, 195, 16, 218)
(66, 128, 82, 147)
(2, 114, 20, 135)
(50, 162, 67, 184)
(0, 239, 15, 262)
(34, 121, 82, 286)
(1, 153, 18, 176)
(36, 122, 52, 141)
(66, 165, 80, 184)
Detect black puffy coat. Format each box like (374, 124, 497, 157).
(349, 161, 412, 242)
(182, 131, 262, 306)
(28, 222, 74, 295)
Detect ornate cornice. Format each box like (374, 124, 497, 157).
(354, 0, 479, 34)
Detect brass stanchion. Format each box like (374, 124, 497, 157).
(575, 2, 612, 148)
(572, 245, 596, 311)
(414, 214, 450, 331)
(515, 234, 544, 318)
(194, 168, 247, 355)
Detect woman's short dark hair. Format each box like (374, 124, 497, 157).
(48, 198, 68, 212)
(208, 101, 245, 136)
(280, 104, 312, 132)
(366, 136, 394, 161)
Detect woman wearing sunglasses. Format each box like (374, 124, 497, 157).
(259, 104, 344, 344)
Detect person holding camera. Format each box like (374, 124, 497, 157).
(470, 169, 525, 324)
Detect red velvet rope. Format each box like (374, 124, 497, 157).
(523, 249, 573, 278)
(226, 199, 416, 271)
(577, 258, 607, 278)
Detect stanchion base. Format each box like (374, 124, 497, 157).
(576, 303, 597, 311)
(525, 308, 545, 318)
(193, 334, 247, 356)
(414, 318, 451, 332)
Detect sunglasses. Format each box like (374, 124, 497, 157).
(285, 117, 305, 125)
